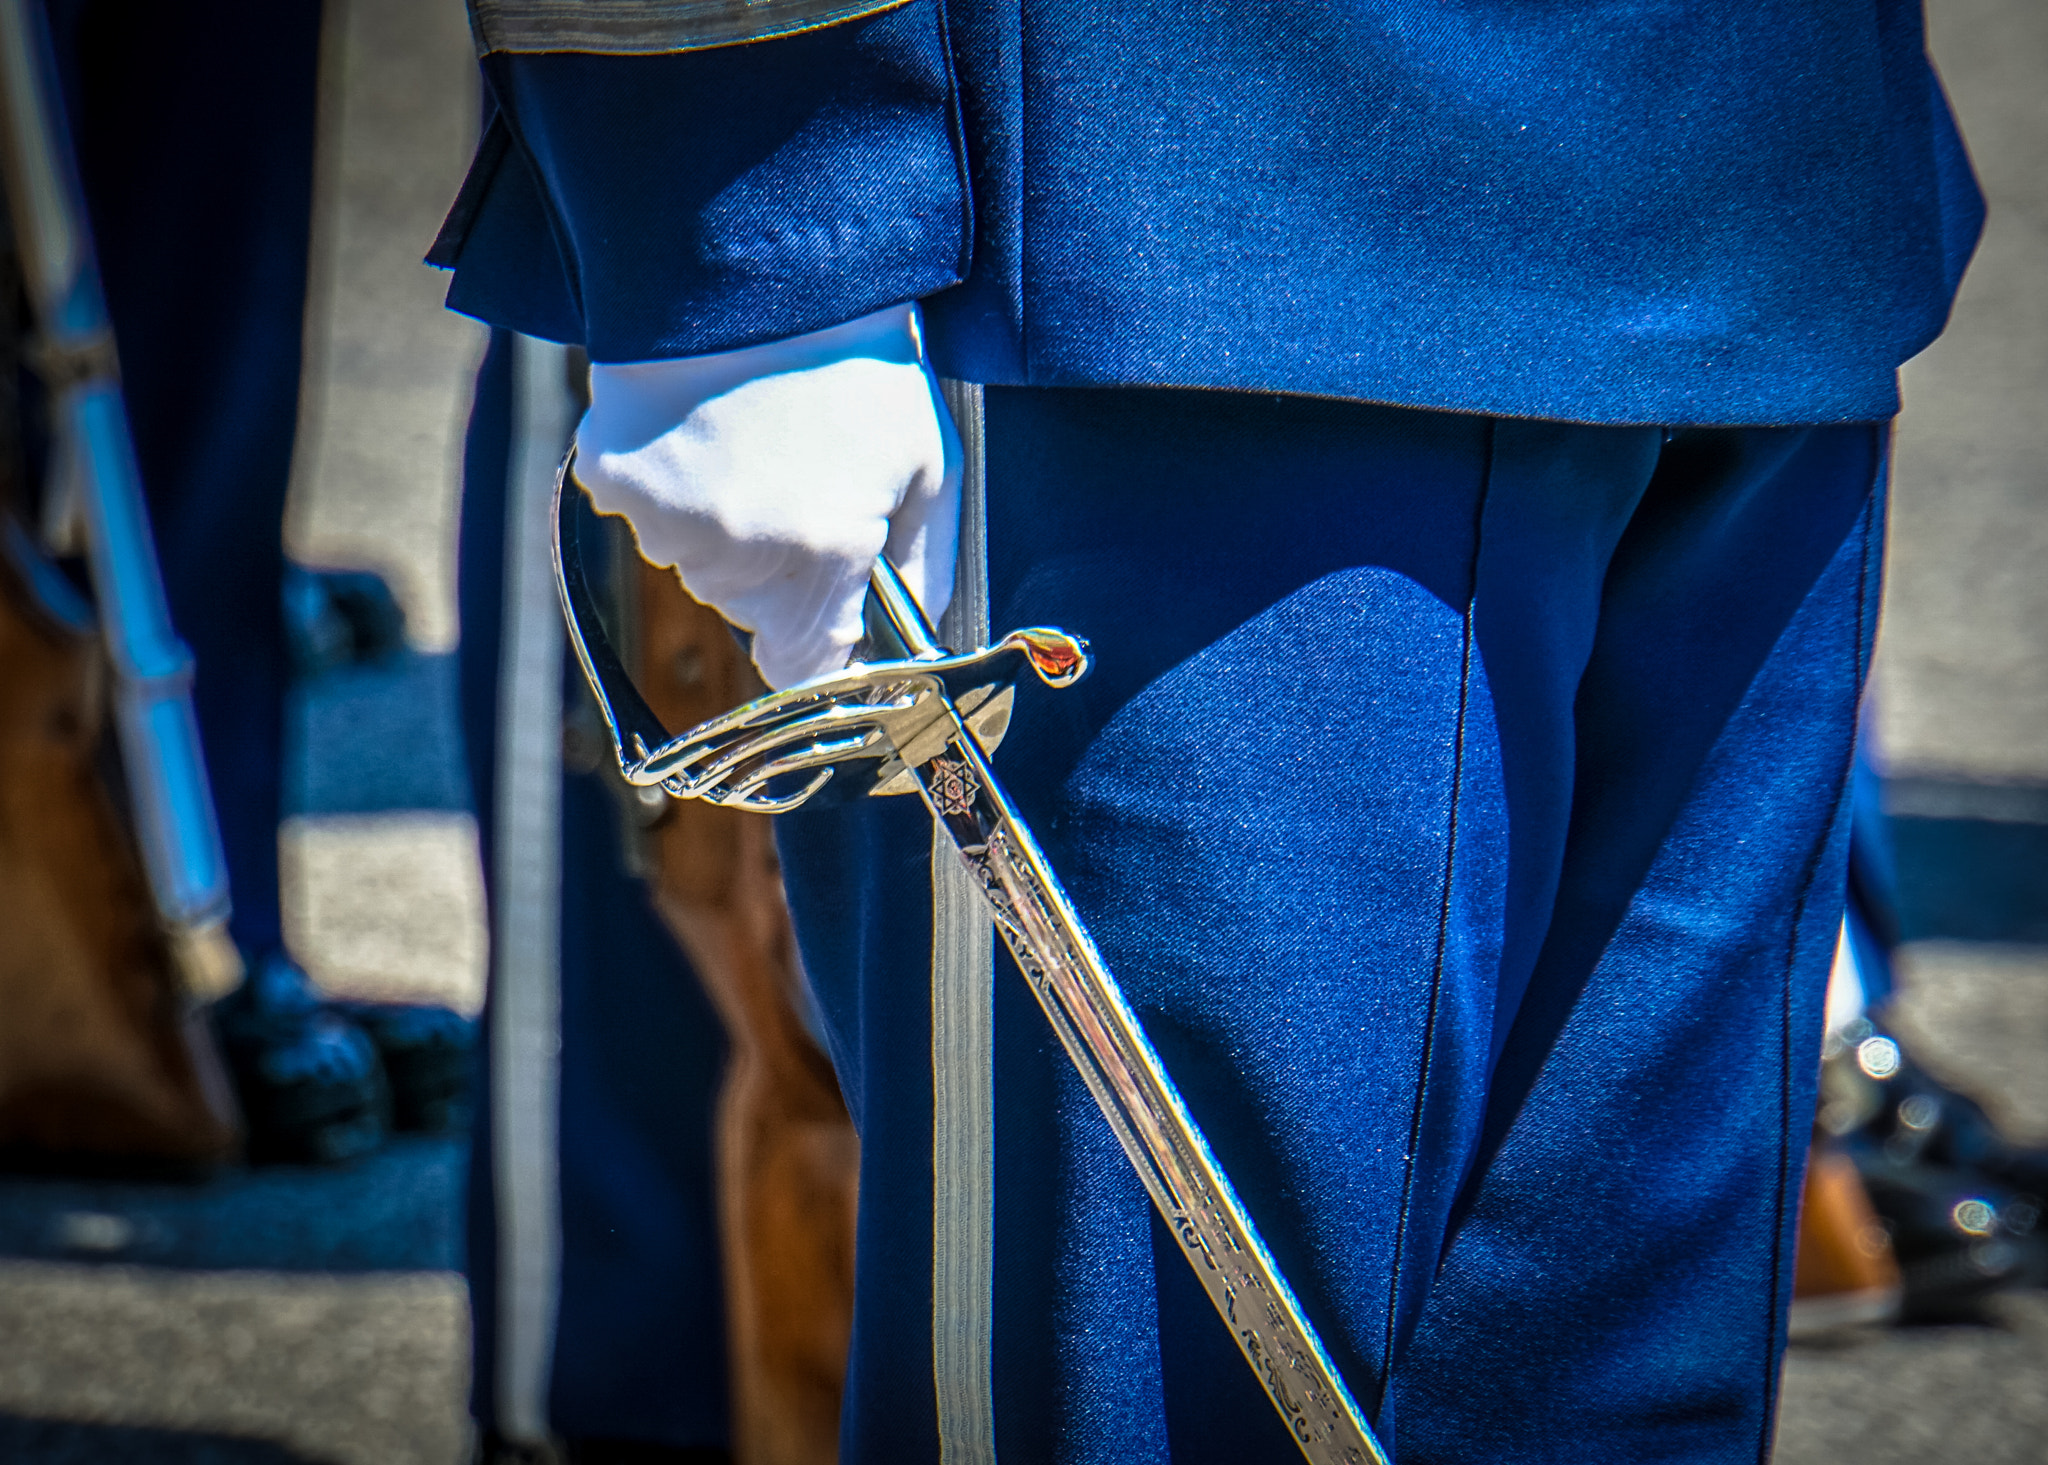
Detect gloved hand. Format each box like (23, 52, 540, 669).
(575, 301, 961, 690)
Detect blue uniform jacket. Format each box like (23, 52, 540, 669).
(432, 0, 1982, 426)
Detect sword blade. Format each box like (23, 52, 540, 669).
(904, 697, 1390, 1465)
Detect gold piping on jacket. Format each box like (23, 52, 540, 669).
(469, 0, 910, 56)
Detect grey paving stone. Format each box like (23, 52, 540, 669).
(281, 813, 487, 1015)
(1876, 0, 2048, 785)
(282, 0, 485, 653)
(0, 1262, 469, 1465)
(1777, 1293, 2048, 1465)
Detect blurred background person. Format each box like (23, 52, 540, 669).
(0, 0, 473, 1168)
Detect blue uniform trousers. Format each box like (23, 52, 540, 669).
(777, 388, 1882, 1463)
(51, 0, 324, 958)
(458, 332, 731, 1450)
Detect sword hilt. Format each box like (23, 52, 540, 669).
(864, 551, 1088, 691)
(864, 553, 942, 660)
(551, 453, 1090, 812)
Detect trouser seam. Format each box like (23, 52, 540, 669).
(1754, 478, 1874, 1463)
(1381, 422, 1493, 1409)
(1757, 721, 1851, 1464)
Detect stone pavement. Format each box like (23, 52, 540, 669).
(1774, 944, 2048, 1465)
(0, 0, 2044, 1460)
(0, 1264, 465, 1465)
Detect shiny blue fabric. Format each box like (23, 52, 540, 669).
(775, 387, 1880, 1462)
(1844, 737, 1904, 1008)
(433, 1, 1980, 425)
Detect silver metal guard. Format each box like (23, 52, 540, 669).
(549, 452, 1091, 813)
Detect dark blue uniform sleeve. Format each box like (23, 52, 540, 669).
(430, 0, 972, 362)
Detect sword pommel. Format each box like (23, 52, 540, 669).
(1011, 626, 1089, 687)
(866, 553, 1091, 691)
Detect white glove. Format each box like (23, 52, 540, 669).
(575, 302, 961, 690)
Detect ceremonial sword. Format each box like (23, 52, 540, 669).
(553, 459, 1390, 1465)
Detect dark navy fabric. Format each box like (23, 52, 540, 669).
(1844, 734, 1903, 1008)
(444, 2, 970, 363)
(52, 0, 324, 957)
(1401, 446, 1881, 1462)
(775, 387, 1879, 1462)
(459, 332, 732, 1448)
(433, 1, 1979, 426)
(434, 116, 588, 351)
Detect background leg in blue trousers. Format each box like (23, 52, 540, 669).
(459, 331, 731, 1460)
(54, 0, 323, 965)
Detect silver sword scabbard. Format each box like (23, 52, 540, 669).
(553, 460, 1389, 1465)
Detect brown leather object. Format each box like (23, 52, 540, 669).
(633, 559, 859, 1465)
(1789, 1144, 1901, 1335)
(0, 537, 235, 1166)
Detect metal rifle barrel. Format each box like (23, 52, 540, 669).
(0, 0, 235, 982)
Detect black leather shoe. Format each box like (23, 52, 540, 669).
(1821, 1022, 2048, 1314)
(334, 998, 476, 1133)
(224, 950, 476, 1141)
(1822, 1022, 2048, 1211)
(283, 565, 409, 676)
(1853, 1158, 2035, 1321)
(1823, 1024, 2025, 1170)
(213, 952, 389, 1165)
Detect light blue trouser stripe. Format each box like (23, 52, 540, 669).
(492, 334, 573, 1445)
(932, 380, 997, 1465)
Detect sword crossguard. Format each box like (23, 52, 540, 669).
(552, 453, 1091, 814)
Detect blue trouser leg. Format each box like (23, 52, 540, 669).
(459, 331, 731, 1448)
(52, 0, 324, 957)
(1399, 450, 1882, 1461)
(776, 389, 1882, 1464)
(459, 336, 514, 1436)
